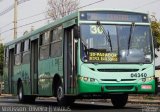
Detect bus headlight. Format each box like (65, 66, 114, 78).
(142, 77, 154, 82)
(83, 77, 89, 81)
(78, 76, 96, 82)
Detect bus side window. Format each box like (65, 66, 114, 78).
(50, 26, 62, 58)
(24, 39, 30, 51)
(39, 31, 50, 60)
(39, 33, 44, 46)
(15, 43, 22, 65)
(22, 39, 30, 64)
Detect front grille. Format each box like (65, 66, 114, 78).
(121, 79, 136, 81)
(106, 86, 133, 90)
(97, 69, 139, 72)
(101, 79, 117, 81)
(101, 79, 136, 82)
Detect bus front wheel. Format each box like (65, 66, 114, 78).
(111, 94, 128, 108)
(56, 84, 75, 106)
(56, 84, 67, 106)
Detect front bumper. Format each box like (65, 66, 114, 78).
(78, 79, 156, 94)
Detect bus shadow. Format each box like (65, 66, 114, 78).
(33, 100, 140, 111)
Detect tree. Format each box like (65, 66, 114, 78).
(151, 15, 160, 49)
(47, 0, 79, 20)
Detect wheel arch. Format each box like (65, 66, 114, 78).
(52, 74, 62, 96)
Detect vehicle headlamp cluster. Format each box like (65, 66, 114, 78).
(142, 76, 154, 82)
(78, 76, 96, 82)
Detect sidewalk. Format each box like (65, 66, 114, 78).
(0, 94, 16, 99)
(128, 95, 160, 105)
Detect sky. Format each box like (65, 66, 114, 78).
(0, 0, 160, 65)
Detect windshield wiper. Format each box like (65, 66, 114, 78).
(128, 22, 135, 55)
(96, 21, 112, 52)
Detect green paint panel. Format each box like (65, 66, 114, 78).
(78, 79, 155, 94)
(30, 34, 39, 41)
(38, 57, 63, 96)
(3, 67, 9, 93)
(21, 64, 31, 95)
(38, 59, 52, 96)
(12, 64, 31, 95)
(63, 19, 76, 28)
(12, 65, 22, 94)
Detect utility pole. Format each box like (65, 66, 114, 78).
(14, 0, 18, 39)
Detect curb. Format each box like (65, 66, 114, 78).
(128, 100, 160, 105)
(0, 94, 17, 99)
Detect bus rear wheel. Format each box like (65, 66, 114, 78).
(111, 94, 128, 108)
(18, 83, 36, 103)
(56, 84, 66, 106)
(18, 82, 26, 103)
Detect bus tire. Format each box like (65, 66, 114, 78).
(111, 94, 128, 108)
(56, 85, 75, 106)
(17, 82, 26, 103)
(56, 83, 67, 106)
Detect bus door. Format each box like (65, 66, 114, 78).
(8, 48, 14, 94)
(30, 39, 38, 94)
(64, 27, 77, 94)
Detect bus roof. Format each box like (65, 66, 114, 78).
(79, 9, 148, 15)
(5, 9, 148, 47)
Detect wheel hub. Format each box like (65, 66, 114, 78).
(19, 87, 22, 99)
(57, 86, 63, 100)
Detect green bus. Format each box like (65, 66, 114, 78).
(3, 9, 156, 108)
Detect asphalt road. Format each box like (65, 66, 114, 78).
(0, 98, 159, 112)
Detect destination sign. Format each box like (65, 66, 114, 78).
(89, 52, 118, 62)
(80, 11, 148, 22)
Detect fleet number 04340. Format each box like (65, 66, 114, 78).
(131, 73, 147, 78)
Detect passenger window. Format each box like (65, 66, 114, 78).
(52, 26, 62, 42)
(51, 26, 62, 57)
(16, 43, 21, 54)
(39, 31, 50, 60)
(24, 39, 30, 51)
(15, 43, 22, 65)
(40, 31, 50, 45)
(4, 47, 9, 66)
(22, 39, 30, 64)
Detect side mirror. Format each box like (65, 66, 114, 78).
(73, 25, 79, 39)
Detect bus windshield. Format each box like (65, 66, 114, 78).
(80, 24, 152, 63)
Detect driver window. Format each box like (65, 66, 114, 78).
(130, 27, 150, 54)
